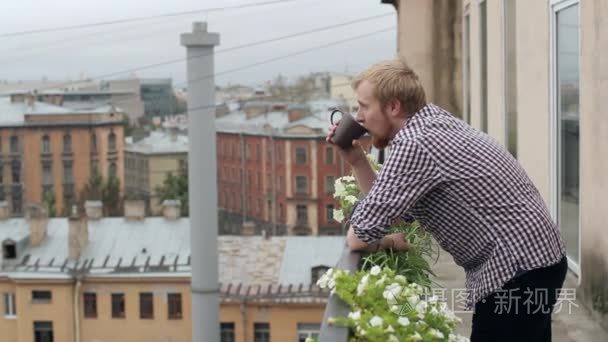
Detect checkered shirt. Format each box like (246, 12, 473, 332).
(349, 103, 566, 308)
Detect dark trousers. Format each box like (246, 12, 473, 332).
(471, 256, 568, 342)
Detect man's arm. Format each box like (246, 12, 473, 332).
(347, 226, 409, 252)
(349, 140, 443, 250)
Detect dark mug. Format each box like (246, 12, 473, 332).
(330, 109, 368, 149)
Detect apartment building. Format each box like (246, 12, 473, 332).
(0, 94, 125, 216)
(215, 101, 371, 237)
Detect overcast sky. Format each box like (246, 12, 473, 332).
(0, 0, 397, 87)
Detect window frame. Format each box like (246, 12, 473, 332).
(167, 293, 183, 320)
(549, 0, 581, 276)
(111, 293, 126, 319)
(139, 292, 154, 319)
(83, 292, 97, 319)
(3, 292, 16, 318)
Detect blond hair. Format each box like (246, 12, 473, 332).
(352, 56, 426, 116)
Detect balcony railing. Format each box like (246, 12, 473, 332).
(318, 244, 361, 341)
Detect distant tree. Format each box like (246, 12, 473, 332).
(102, 175, 123, 217)
(78, 168, 122, 216)
(42, 190, 56, 217)
(80, 167, 103, 201)
(155, 171, 189, 216)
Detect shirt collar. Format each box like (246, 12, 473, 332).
(392, 103, 437, 144)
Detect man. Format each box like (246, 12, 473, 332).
(326, 57, 567, 341)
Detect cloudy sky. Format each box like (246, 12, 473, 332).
(0, 0, 397, 87)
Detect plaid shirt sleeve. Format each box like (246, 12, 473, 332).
(349, 139, 443, 243)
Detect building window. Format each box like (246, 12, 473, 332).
(296, 204, 308, 225)
(11, 160, 20, 184)
(108, 131, 117, 152)
(554, 1, 580, 265)
(63, 133, 72, 153)
(325, 146, 334, 164)
(295, 147, 307, 164)
(220, 322, 235, 342)
(326, 204, 335, 222)
(42, 162, 53, 185)
(91, 133, 97, 153)
(504, 0, 518, 157)
(83, 293, 97, 318)
(167, 293, 182, 319)
(139, 292, 154, 319)
(109, 162, 117, 179)
(297, 323, 321, 342)
(279, 203, 284, 220)
(464, 13, 471, 124)
(295, 176, 308, 194)
(325, 176, 335, 194)
(254, 323, 270, 342)
(479, 0, 488, 132)
(32, 290, 52, 302)
(256, 144, 261, 160)
(33, 321, 53, 342)
(63, 161, 73, 184)
(10, 135, 18, 154)
(3, 240, 16, 259)
(3, 292, 16, 317)
(42, 135, 51, 154)
(111, 293, 125, 319)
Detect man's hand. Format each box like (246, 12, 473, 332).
(326, 123, 367, 167)
(347, 227, 410, 253)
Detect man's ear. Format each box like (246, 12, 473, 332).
(388, 99, 402, 118)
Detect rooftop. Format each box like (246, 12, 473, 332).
(125, 130, 189, 155)
(0, 97, 122, 127)
(0, 216, 344, 291)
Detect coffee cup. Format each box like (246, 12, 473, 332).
(330, 109, 368, 149)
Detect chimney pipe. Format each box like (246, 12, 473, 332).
(161, 200, 181, 220)
(68, 205, 88, 260)
(26, 205, 49, 247)
(124, 200, 146, 220)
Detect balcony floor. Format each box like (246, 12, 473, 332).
(432, 249, 607, 341)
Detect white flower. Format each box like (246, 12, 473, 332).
(428, 295, 438, 304)
(370, 265, 382, 276)
(342, 175, 355, 182)
(410, 332, 422, 341)
(345, 195, 358, 204)
(383, 283, 403, 305)
(429, 329, 445, 339)
(385, 325, 395, 333)
(395, 275, 407, 283)
(369, 316, 383, 327)
(333, 180, 346, 198)
(388, 335, 399, 342)
(374, 274, 387, 286)
(397, 316, 410, 326)
(449, 334, 470, 342)
(332, 209, 344, 222)
(390, 305, 401, 313)
(348, 310, 361, 321)
(416, 301, 428, 315)
(356, 274, 369, 296)
(304, 338, 315, 342)
(407, 295, 420, 307)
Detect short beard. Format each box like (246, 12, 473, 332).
(372, 135, 390, 149)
